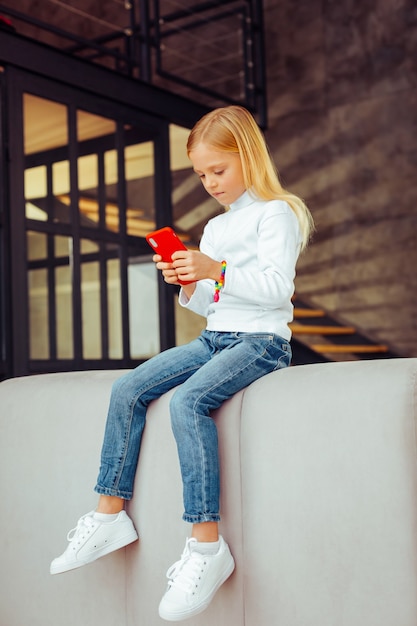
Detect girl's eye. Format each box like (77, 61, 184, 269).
(197, 169, 224, 179)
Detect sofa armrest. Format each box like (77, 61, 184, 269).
(240, 358, 417, 626)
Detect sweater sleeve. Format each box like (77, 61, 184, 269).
(178, 278, 213, 317)
(221, 208, 301, 308)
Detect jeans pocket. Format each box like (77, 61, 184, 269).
(272, 337, 292, 370)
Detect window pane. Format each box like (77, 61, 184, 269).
(77, 109, 116, 143)
(25, 166, 48, 221)
(104, 149, 119, 233)
(125, 140, 155, 236)
(55, 236, 74, 359)
(52, 161, 71, 225)
(28, 268, 49, 359)
(24, 94, 68, 155)
(78, 154, 99, 228)
(107, 255, 123, 359)
(27, 231, 47, 261)
(128, 258, 159, 359)
(81, 239, 102, 359)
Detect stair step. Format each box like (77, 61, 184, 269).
(292, 296, 394, 362)
(311, 344, 389, 354)
(290, 324, 356, 335)
(293, 308, 325, 318)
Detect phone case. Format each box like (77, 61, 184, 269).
(146, 226, 187, 262)
(146, 227, 192, 285)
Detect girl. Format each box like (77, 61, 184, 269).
(50, 105, 314, 622)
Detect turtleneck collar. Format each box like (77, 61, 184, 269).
(229, 190, 258, 211)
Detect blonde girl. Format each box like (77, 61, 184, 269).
(51, 105, 314, 623)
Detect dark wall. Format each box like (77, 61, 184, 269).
(263, 0, 417, 357)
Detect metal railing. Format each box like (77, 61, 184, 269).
(0, 0, 266, 125)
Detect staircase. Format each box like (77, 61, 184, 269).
(290, 296, 397, 365)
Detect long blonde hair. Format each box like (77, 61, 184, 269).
(187, 105, 314, 250)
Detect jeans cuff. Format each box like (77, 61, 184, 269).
(94, 484, 132, 500)
(182, 513, 221, 523)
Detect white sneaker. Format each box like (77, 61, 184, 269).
(50, 510, 138, 575)
(158, 536, 235, 621)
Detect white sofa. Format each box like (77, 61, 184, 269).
(0, 358, 416, 626)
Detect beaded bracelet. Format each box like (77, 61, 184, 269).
(213, 260, 227, 302)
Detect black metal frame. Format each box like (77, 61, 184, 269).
(151, 0, 266, 123)
(0, 0, 267, 126)
(0, 69, 11, 380)
(0, 4, 136, 74)
(0, 29, 209, 129)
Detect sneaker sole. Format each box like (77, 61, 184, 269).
(50, 529, 138, 575)
(158, 555, 235, 621)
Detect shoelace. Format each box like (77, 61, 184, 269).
(66, 513, 96, 543)
(166, 538, 207, 593)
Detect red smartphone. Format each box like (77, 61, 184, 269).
(146, 226, 192, 285)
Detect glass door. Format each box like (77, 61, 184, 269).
(7, 70, 175, 375)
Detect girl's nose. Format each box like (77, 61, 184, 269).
(206, 175, 217, 189)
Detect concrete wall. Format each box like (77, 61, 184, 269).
(263, 0, 417, 356)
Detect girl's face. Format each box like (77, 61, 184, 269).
(188, 143, 246, 206)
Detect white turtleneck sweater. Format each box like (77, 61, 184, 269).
(178, 190, 302, 340)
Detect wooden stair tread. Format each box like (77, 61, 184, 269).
(311, 344, 388, 354)
(290, 324, 356, 335)
(292, 295, 394, 360)
(293, 308, 325, 318)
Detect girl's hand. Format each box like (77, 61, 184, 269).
(152, 254, 181, 285)
(153, 251, 223, 299)
(171, 250, 223, 283)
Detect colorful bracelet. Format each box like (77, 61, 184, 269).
(213, 260, 227, 302)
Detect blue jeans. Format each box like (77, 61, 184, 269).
(95, 330, 291, 523)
